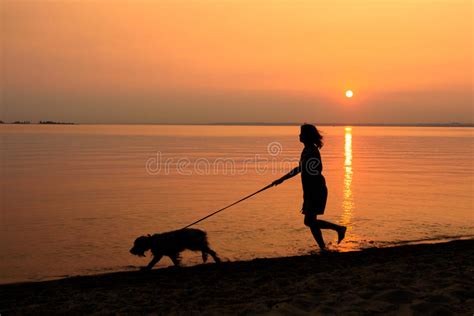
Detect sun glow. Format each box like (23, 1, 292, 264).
(345, 90, 354, 98)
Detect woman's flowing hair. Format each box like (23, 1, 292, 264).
(301, 124, 324, 148)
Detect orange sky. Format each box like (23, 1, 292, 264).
(1, 0, 472, 124)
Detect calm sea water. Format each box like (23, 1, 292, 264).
(1, 125, 473, 283)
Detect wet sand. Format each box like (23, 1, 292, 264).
(1, 239, 473, 315)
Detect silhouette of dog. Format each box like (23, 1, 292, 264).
(130, 228, 220, 270)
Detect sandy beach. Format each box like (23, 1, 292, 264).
(1, 239, 473, 315)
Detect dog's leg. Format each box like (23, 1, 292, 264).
(169, 254, 181, 267)
(141, 255, 162, 271)
(202, 251, 209, 263)
(204, 247, 221, 263)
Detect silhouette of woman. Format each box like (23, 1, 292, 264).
(272, 124, 346, 250)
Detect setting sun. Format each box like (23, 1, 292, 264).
(345, 90, 354, 98)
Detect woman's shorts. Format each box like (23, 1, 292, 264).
(301, 187, 328, 216)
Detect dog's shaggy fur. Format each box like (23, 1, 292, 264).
(130, 228, 220, 270)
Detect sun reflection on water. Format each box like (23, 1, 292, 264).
(341, 127, 354, 227)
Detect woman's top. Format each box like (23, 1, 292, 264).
(300, 145, 325, 194)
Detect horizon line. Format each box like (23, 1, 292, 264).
(1, 121, 473, 127)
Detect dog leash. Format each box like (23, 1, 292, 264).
(182, 183, 274, 229)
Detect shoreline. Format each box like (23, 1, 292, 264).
(2, 235, 473, 286)
(1, 239, 473, 314)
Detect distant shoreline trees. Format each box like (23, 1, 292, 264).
(39, 121, 75, 125)
(0, 120, 75, 125)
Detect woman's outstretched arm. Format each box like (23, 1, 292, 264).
(272, 165, 301, 186)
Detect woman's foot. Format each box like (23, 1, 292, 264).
(337, 226, 347, 244)
(319, 247, 329, 254)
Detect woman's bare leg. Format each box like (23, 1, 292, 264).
(310, 225, 326, 249)
(305, 215, 347, 246)
(304, 214, 326, 249)
(316, 219, 341, 230)
(316, 218, 346, 244)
